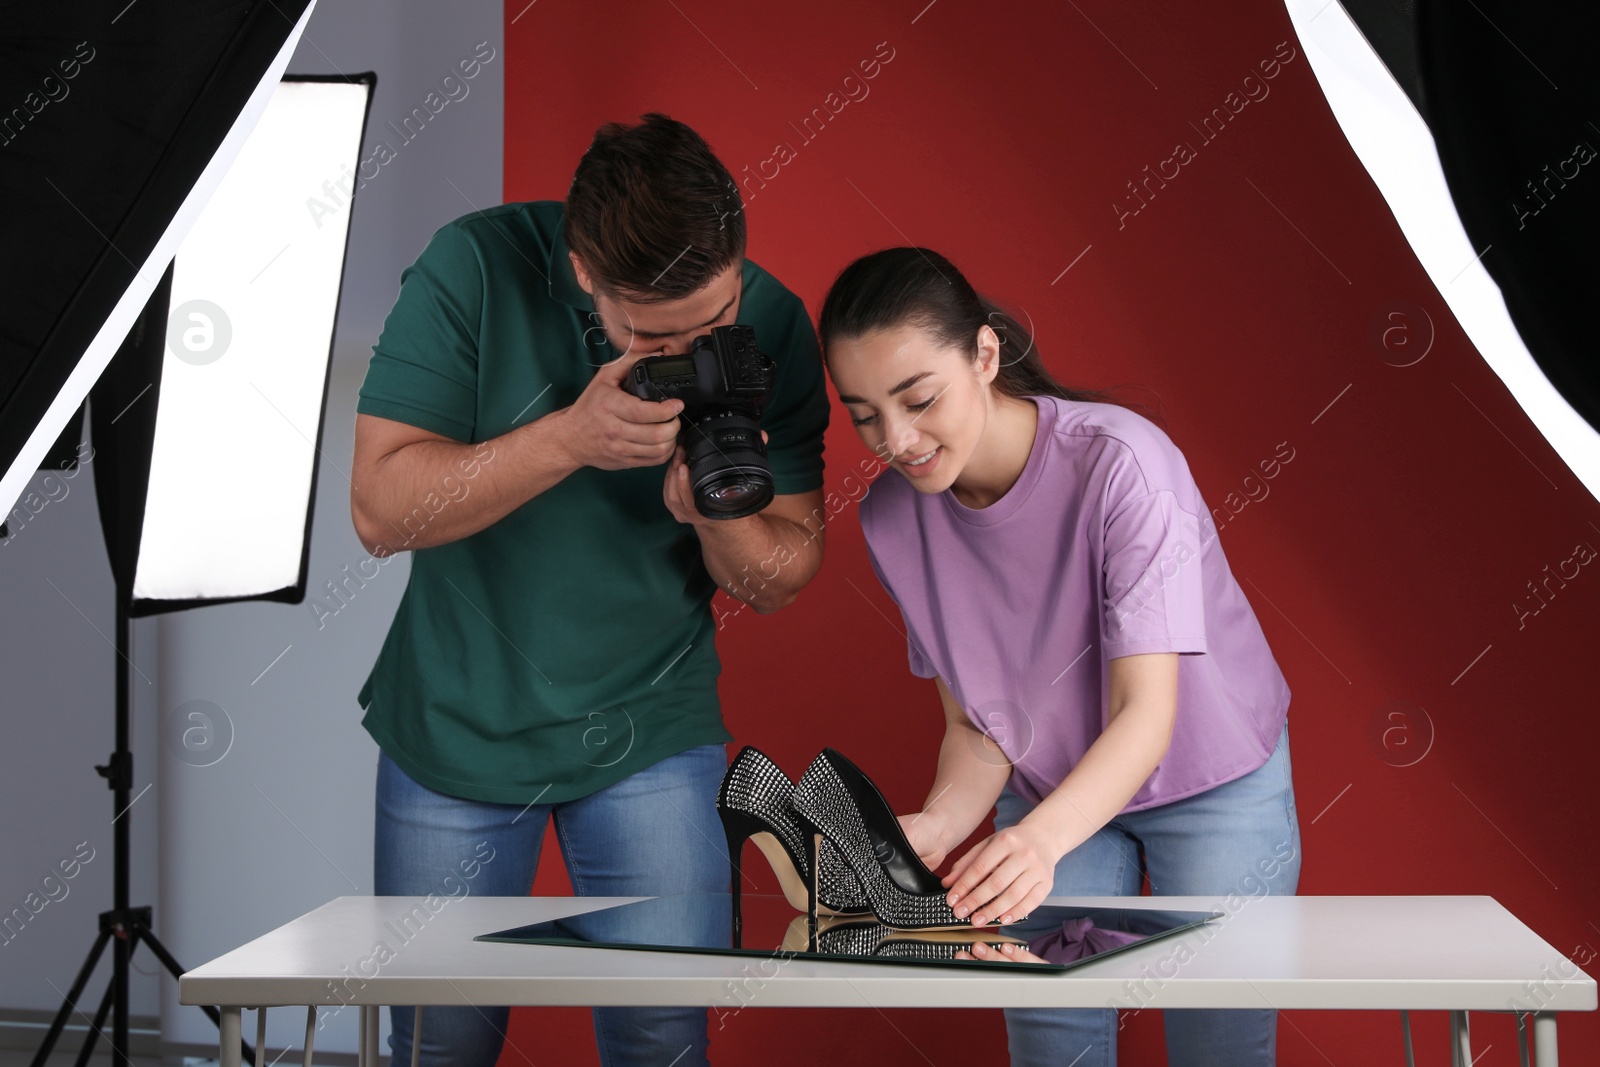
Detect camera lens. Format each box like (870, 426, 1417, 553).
(700, 474, 772, 514)
(683, 412, 773, 519)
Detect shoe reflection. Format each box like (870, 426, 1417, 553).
(783, 914, 1046, 963)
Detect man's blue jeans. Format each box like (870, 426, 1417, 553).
(992, 720, 1302, 1067)
(373, 743, 730, 1067)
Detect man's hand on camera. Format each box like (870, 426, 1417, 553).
(662, 443, 708, 527)
(663, 432, 769, 528)
(557, 351, 684, 471)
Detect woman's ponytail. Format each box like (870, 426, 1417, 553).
(819, 247, 1161, 425)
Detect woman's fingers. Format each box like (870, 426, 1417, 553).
(964, 859, 1031, 924)
(1006, 880, 1051, 925)
(999, 941, 1050, 964)
(960, 939, 1050, 965)
(968, 857, 1052, 925)
(948, 828, 1057, 924)
(945, 842, 978, 880)
(995, 884, 1049, 926)
(944, 838, 998, 905)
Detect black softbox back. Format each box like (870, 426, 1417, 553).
(1344, 0, 1600, 435)
(0, 0, 315, 481)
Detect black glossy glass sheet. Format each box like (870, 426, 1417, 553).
(477, 894, 1220, 974)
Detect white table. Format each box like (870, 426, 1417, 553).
(179, 895, 1595, 1066)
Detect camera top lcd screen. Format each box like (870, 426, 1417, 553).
(645, 356, 694, 380)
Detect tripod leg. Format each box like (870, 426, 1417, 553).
(113, 921, 130, 1067)
(135, 927, 255, 1066)
(132, 926, 187, 981)
(71, 980, 117, 1067)
(29, 927, 113, 1067)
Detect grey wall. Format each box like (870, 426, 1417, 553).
(0, 0, 503, 1060)
(0, 454, 162, 1037)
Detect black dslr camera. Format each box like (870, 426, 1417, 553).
(623, 323, 778, 520)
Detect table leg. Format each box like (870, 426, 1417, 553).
(219, 1007, 241, 1067)
(1400, 1010, 1416, 1067)
(1517, 1012, 1530, 1067)
(1450, 1010, 1472, 1067)
(1533, 1012, 1558, 1066)
(366, 1003, 381, 1067)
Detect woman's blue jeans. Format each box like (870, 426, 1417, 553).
(373, 743, 730, 1067)
(993, 720, 1302, 1067)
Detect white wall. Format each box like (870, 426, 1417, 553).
(0, 0, 503, 1061)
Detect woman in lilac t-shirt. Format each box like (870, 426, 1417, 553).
(817, 247, 1302, 1067)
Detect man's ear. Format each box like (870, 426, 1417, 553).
(570, 251, 593, 295)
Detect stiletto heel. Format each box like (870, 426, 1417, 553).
(792, 747, 980, 931)
(807, 831, 823, 930)
(716, 747, 869, 934)
(720, 810, 759, 948)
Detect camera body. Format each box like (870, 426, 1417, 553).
(623, 324, 778, 520)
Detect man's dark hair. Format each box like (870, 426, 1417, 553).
(564, 112, 745, 304)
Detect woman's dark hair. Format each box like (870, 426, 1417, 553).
(564, 112, 743, 304)
(818, 247, 1162, 427)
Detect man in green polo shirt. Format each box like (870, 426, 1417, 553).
(350, 113, 829, 1067)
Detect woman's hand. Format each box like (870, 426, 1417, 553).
(955, 939, 1050, 965)
(942, 820, 1060, 927)
(897, 811, 950, 870)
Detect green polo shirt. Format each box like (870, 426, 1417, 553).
(354, 200, 829, 804)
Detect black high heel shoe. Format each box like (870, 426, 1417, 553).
(791, 747, 982, 931)
(717, 746, 869, 946)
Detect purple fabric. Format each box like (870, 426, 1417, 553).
(1026, 917, 1144, 963)
(859, 395, 1290, 811)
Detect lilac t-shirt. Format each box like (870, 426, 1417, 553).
(860, 395, 1290, 812)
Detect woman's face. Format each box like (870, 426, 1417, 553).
(828, 322, 1000, 493)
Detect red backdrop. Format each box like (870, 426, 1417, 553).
(501, 1, 1600, 1062)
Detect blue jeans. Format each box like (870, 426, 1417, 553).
(373, 743, 731, 1067)
(993, 720, 1302, 1067)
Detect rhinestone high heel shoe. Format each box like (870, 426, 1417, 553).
(717, 746, 869, 946)
(792, 747, 990, 931)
